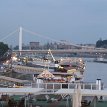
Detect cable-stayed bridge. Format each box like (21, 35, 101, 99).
(0, 27, 107, 56)
(0, 27, 87, 50)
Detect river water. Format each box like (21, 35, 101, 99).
(83, 59, 107, 87)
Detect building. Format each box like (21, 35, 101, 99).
(30, 42, 40, 50)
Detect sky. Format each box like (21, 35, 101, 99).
(0, 0, 107, 46)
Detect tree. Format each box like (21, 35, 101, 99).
(102, 40, 107, 48)
(96, 38, 102, 48)
(96, 39, 107, 48)
(0, 42, 9, 56)
(0, 42, 10, 61)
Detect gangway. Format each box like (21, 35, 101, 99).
(0, 76, 30, 87)
(0, 76, 29, 83)
(13, 65, 44, 74)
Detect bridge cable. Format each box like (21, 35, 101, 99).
(23, 28, 83, 48)
(0, 29, 18, 42)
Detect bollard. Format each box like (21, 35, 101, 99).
(96, 79, 103, 101)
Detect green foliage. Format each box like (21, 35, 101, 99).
(0, 42, 9, 56)
(96, 39, 107, 48)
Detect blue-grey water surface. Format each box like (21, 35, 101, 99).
(84, 60, 107, 87)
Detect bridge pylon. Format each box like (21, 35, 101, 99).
(19, 26, 22, 55)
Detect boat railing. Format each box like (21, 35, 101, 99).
(31, 82, 104, 93)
